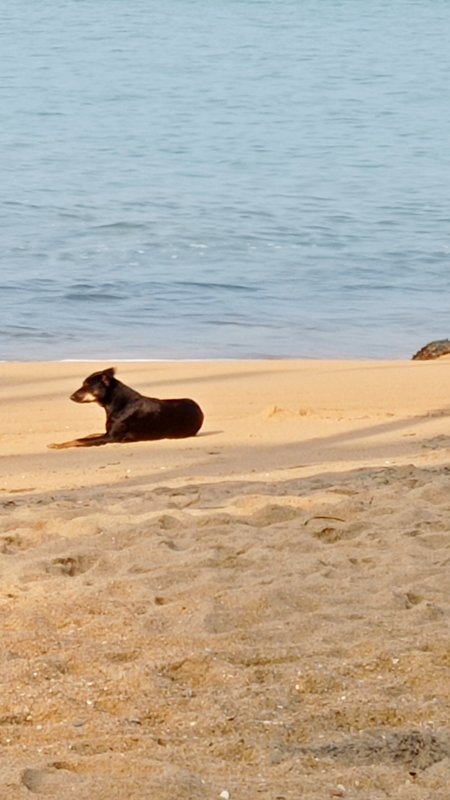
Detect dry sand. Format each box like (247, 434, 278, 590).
(1, 358, 450, 799)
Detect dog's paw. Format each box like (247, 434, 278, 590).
(47, 442, 64, 450)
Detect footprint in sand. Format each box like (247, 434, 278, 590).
(46, 554, 97, 577)
(302, 728, 450, 771)
(21, 764, 81, 794)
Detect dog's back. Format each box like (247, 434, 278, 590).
(122, 396, 204, 440)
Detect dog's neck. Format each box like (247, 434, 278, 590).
(101, 379, 141, 412)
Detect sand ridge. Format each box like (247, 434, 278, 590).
(1, 360, 450, 798)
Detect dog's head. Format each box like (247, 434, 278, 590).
(70, 367, 116, 404)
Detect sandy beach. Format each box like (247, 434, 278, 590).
(2, 358, 450, 799)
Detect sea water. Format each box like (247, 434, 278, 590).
(1, 0, 450, 360)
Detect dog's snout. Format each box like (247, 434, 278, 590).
(70, 387, 94, 403)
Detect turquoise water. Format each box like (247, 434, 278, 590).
(2, 1, 450, 360)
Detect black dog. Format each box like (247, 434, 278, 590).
(48, 367, 204, 449)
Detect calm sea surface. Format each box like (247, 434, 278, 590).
(1, 1, 450, 360)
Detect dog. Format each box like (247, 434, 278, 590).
(48, 367, 204, 449)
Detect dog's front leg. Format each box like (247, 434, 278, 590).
(47, 432, 112, 449)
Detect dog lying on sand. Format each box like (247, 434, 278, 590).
(48, 367, 204, 449)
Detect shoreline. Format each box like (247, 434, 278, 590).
(0, 354, 421, 363)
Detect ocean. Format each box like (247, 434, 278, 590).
(1, 0, 450, 361)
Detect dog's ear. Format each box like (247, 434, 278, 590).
(102, 367, 116, 386)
